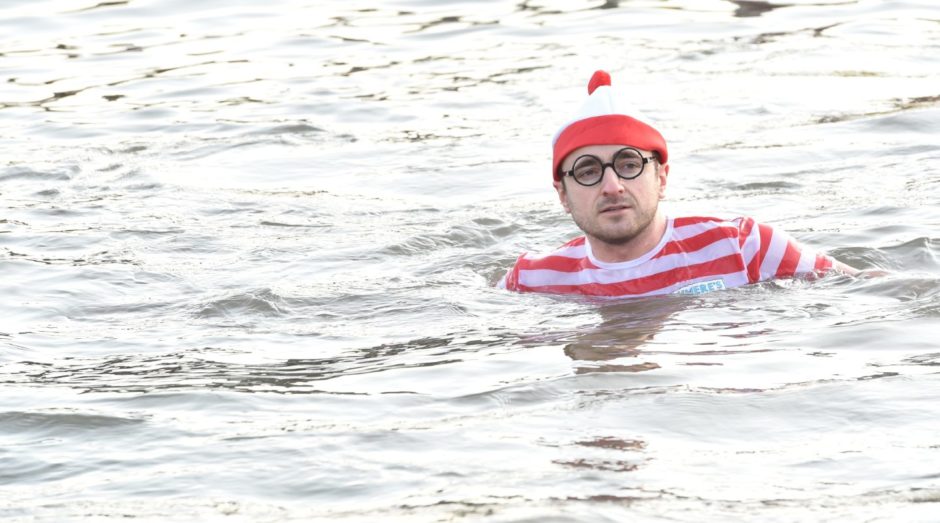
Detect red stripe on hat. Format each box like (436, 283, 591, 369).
(552, 115, 668, 181)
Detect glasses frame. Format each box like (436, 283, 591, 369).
(560, 147, 657, 187)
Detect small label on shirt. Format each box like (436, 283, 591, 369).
(675, 279, 727, 295)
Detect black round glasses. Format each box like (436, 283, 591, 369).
(560, 147, 657, 187)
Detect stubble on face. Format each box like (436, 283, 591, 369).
(560, 162, 661, 247)
(563, 182, 659, 246)
(555, 145, 669, 262)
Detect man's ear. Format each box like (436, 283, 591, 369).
(658, 163, 669, 199)
(553, 179, 571, 213)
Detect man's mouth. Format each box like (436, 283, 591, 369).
(599, 203, 631, 214)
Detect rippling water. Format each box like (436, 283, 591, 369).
(2, 0, 939, 521)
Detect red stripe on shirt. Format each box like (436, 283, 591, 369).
(504, 253, 524, 290)
(814, 253, 833, 273)
(519, 253, 744, 296)
(673, 216, 726, 228)
(655, 225, 738, 258)
(515, 254, 599, 273)
(775, 239, 802, 278)
(746, 223, 773, 283)
(736, 216, 755, 249)
(564, 237, 586, 247)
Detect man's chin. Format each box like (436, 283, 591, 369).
(589, 229, 639, 246)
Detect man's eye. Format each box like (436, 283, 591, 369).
(575, 166, 600, 178)
(616, 159, 641, 171)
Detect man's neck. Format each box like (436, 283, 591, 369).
(588, 214, 668, 264)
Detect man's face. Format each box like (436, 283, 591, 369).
(553, 144, 668, 247)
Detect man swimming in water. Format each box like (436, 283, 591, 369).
(499, 70, 858, 297)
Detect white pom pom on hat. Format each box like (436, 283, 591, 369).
(551, 70, 668, 181)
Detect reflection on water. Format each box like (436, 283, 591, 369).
(1, 0, 939, 521)
(561, 297, 684, 373)
(728, 0, 783, 18)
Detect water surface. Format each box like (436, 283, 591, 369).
(1, 0, 939, 521)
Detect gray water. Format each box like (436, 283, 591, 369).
(2, 0, 939, 521)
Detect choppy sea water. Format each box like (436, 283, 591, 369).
(1, 0, 939, 521)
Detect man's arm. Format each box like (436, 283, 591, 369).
(833, 260, 891, 278)
(832, 259, 860, 276)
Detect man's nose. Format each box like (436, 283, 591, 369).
(599, 165, 625, 195)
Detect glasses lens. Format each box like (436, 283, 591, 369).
(572, 156, 603, 185)
(613, 149, 644, 178)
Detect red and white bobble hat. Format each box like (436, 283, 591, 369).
(551, 70, 668, 181)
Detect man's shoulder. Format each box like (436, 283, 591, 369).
(499, 235, 591, 290)
(671, 215, 755, 237)
(672, 215, 747, 228)
(522, 235, 589, 261)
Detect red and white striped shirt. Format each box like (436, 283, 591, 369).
(498, 216, 834, 297)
